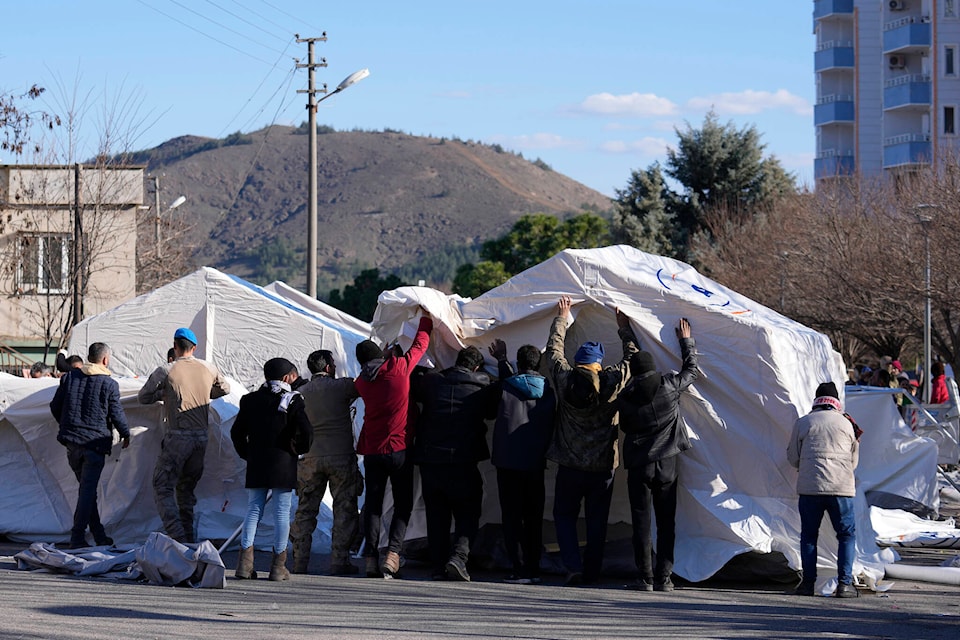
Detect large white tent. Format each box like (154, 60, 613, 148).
(370, 245, 939, 582)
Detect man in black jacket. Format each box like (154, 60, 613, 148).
(617, 317, 699, 592)
(413, 346, 496, 581)
(489, 339, 555, 584)
(50, 342, 131, 548)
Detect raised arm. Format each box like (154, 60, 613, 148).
(544, 296, 573, 375)
(674, 318, 700, 391)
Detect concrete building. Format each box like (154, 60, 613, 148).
(0, 165, 143, 371)
(814, 0, 960, 179)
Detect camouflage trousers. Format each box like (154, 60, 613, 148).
(290, 453, 362, 568)
(152, 430, 207, 543)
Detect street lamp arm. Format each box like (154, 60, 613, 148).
(316, 69, 370, 106)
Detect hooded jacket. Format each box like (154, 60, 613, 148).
(412, 365, 496, 465)
(50, 363, 130, 455)
(617, 337, 699, 467)
(354, 316, 433, 455)
(544, 316, 638, 473)
(491, 359, 556, 471)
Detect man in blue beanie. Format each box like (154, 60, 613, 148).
(544, 296, 638, 586)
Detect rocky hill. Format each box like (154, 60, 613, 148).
(134, 125, 613, 294)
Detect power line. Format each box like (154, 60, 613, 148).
(166, 0, 289, 57)
(226, 0, 293, 35)
(258, 0, 325, 34)
(217, 38, 297, 138)
(199, 0, 290, 47)
(135, 0, 274, 66)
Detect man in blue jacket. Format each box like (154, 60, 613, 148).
(489, 339, 555, 585)
(50, 342, 130, 548)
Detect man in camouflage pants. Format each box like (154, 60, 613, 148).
(290, 350, 363, 574)
(139, 327, 230, 543)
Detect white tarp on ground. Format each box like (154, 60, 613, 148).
(371, 245, 939, 582)
(67, 267, 370, 391)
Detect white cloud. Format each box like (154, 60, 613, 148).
(686, 89, 812, 116)
(579, 92, 678, 117)
(488, 132, 582, 151)
(599, 137, 671, 156)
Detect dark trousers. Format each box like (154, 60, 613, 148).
(553, 464, 615, 579)
(419, 463, 483, 573)
(496, 467, 545, 578)
(66, 444, 107, 543)
(363, 450, 414, 556)
(627, 455, 678, 581)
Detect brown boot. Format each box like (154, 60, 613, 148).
(381, 551, 401, 578)
(291, 544, 310, 574)
(235, 546, 257, 579)
(269, 549, 291, 582)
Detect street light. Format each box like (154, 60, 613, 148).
(157, 194, 186, 259)
(305, 68, 369, 299)
(916, 204, 935, 404)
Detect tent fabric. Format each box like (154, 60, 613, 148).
(369, 245, 938, 582)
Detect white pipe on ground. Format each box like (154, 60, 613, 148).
(884, 563, 960, 585)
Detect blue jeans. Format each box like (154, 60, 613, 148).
(553, 465, 615, 579)
(798, 494, 856, 585)
(241, 488, 293, 552)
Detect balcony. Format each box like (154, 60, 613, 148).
(883, 17, 932, 54)
(815, 41, 855, 71)
(814, 95, 855, 125)
(883, 133, 931, 167)
(813, 0, 853, 20)
(884, 74, 932, 110)
(815, 150, 855, 178)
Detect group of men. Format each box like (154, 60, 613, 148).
(48, 300, 860, 597)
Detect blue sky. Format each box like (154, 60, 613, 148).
(1, 1, 815, 196)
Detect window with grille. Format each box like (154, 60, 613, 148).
(18, 234, 70, 293)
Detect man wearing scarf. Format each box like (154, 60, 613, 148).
(617, 318, 699, 592)
(544, 296, 638, 586)
(786, 381, 860, 598)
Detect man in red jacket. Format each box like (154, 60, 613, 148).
(354, 312, 433, 578)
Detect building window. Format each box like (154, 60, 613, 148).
(947, 0, 957, 18)
(946, 106, 957, 135)
(948, 46, 958, 76)
(18, 234, 70, 294)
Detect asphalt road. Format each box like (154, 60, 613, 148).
(2, 543, 959, 640)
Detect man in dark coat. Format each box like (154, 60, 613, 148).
(488, 339, 555, 584)
(413, 346, 497, 581)
(231, 358, 313, 582)
(617, 318, 699, 592)
(50, 342, 130, 549)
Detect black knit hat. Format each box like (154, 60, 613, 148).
(814, 382, 839, 400)
(356, 340, 384, 365)
(263, 357, 296, 381)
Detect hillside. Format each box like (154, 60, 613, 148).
(135, 126, 613, 294)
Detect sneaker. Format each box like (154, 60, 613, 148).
(626, 578, 654, 592)
(563, 571, 583, 587)
(792, 581, 815, 596)
(445, 556, 471, 582)
(654, 577, 675, 592)
(504, 574, 533, 585)
(835, 583, 859, 598)
(93, 534, 114, 547)
(381, 551, 401, 577)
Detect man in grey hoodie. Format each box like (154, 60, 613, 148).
(489, 340, 556, 584)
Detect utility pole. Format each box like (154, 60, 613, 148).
(296, 33, 328, 299)
(72, 163, 83, 327)
(153, 175, 162, 259)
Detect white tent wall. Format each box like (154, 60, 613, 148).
(370, 246, 937, 582)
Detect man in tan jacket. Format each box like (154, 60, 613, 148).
(786, 381, 859, 598)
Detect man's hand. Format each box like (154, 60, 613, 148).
(615, 307, 631, 330)
(121, 436, 130, 449)
(675, 317, 692, 340)
(557, 296, 572, 319)
(488, 339, 508, 362)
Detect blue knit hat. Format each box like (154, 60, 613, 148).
(574, 341, 605, 365)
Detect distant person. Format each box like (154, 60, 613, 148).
(544, 296, 638, 586)
(617, 318, 699, 593)
(231, 358, 312, 581)
(49, 342, 131, 548)
(930, 361, 949, 404)
(67, 355, 83, 369)
(412, 345, 496, 581)
(290, 350, 363, 576)
(488, 339, 555, 585)
(354, 311, 433, 578)
(29, 361, 53, 378)
(167, 348, 176, 364)
(786, 382, 859, 598)
(138, 327, 230, 543)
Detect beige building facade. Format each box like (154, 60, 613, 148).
(0, 165, 143, 365)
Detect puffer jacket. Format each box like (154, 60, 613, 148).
(544, 316, 637, 472)
(786, 407, 859, 497)
(491, 359, 556, 471)
(618, 336, 699, 467)
(50, 363, 130, 455)
(413, 366, 496, 465)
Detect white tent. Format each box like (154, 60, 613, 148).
(67, 267, 371, 390)
(370, 245, 939, 582)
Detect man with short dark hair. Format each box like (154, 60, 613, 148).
(413, 345, 496, 581)
(489, 339, 555, 584)
(289, 349, 363, 575)
(50, 341, 130, 548)
(138, 327, 230, 543)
